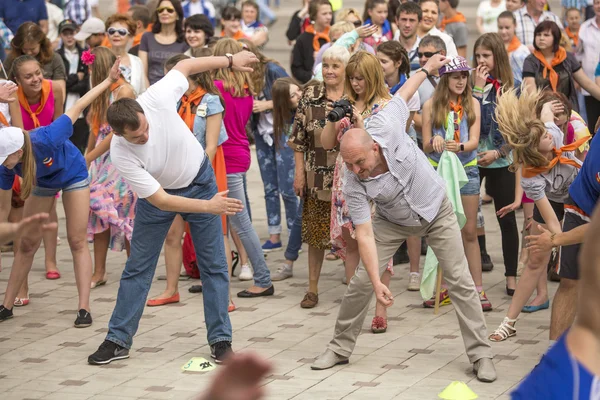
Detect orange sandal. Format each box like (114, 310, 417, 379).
(146, 292, 180, 307)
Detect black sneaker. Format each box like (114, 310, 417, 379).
(74, 309, 92, 328)
(481, 253, 494, 272)
(88, 340, 130, 365)
(0, 305, 13, 322)
(211, 341, 233, 364)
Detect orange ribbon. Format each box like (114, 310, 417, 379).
(0, 112, 9, 127)
(449, 98, 463, 143)
(178, 86, 207, 130)
(507, 35, 522, 53)
(440, 12, 466, 32)
(565, 27, 579, 47)
(532, 47, 567, 93)
(17, 79, 52, 128)
(220, 30, 246, 40)
(522, 135, 590, 178)
(305, 25, 331, 52)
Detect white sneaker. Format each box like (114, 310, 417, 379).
(407, 272, 421, 291)
(238, 264, 253, 281)
(271, 264, 293, 281)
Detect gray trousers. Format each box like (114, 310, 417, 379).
(328, 197, 492, 363)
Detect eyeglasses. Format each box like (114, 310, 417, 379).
(417, 50, 441, 58)
(107, 28, 129, 36)
(157, 7, 175, 14)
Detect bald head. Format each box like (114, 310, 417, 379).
(340, 129, 383, 180)
(340, 128, 374, 159)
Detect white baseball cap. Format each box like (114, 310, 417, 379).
(0, 127, 25, 165)
(74, 18, 106, 41)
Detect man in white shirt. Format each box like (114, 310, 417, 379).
(394, 2, 423, 71)
(88, 51, 258, 367)
(514, 0, 563, 48)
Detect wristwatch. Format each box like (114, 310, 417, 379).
(460, 143, 464, 152)
(416, 67, 431, 77)
(225, 53, 233, 69)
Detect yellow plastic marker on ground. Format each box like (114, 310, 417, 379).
(181, 357, 216, 372)
(438, 381, 478, 400)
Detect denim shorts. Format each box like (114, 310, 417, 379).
(460, 165, 480, 196)
(32, 177, 90, 197)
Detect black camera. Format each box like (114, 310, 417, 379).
(327, 99, 353, 122)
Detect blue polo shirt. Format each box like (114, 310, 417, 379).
(0, 115, 88, 190)
(0, 0, 48, 35)
(569, 129, 600, 216)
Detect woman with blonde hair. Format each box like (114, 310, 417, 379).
(212, 38, 274, 298)
(85, 47, 137, 289)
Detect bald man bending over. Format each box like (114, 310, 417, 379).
(311, 54, 496, 383)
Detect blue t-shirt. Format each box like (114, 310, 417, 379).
(512, 332, 600, 400)
(595, 62, 600, 78)
(0, 115, 88, 190)
(0, 0, 48, 35)
(569, 129, 600, 216)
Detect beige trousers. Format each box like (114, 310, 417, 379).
(328, 196, 492, 363)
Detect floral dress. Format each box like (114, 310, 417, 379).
(87, 90, 137, 251)
(330, 99, 393, 274)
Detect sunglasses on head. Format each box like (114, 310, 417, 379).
(418, 50, 441, 58)
(157, 7, 175, 14)
(107, 28, 129, 36)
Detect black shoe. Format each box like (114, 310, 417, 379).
(237, 285, 274, 298)
(88, 340, 130, 365)
(189, 285, 203, 293)
(74, 309, 92, 328)
(392, 242, 409, 265)
(481, 253, 494, 272)
(421, 237, 428, 256)
(0, 305, 13, 322)
(211, 341, 233, 364)
(506, 286, 515, 296)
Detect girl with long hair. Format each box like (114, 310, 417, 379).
(362, 0, 394, 49)
(0, 58, 123, 326)
(471, 33, 521, 297)
(139, 0, 189, 85)
(321, 51, 394, 329)
(422, 56, 487, 311)
(489, 88, 588, 341)
(85, 47, 137, 289)
(240, 39, 299, 256)
(213, 38, 274, 298)
(11, 55, 63, 303)
(376, 40, 423, 292)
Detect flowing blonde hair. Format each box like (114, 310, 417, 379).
(344, 51, 390, 105)
(20, 130, 36, 200)
(212, 38, 254, 97)
(431, 72, 476, 130)
(495, 87, 549, 171)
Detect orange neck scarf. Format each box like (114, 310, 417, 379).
(522, 135, 590, 178)
(449, 98, 463, 142)
(221, 30, 246, 40)
(0, 112, 9, 127)
(440, 12, 466, 32)
(18, 79, 52, 128)
(178, 86, 207, 130)
(565, 26, 579, 47)
(133, 31, 144, 47)
(533, 47, 567, 93)
(506, 35, 522, 53)
(305, 25, 331, 52)
(91, 79, 126, 136)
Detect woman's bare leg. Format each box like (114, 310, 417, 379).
(150, 215, 185, 300)
(91, 230, 110, 284)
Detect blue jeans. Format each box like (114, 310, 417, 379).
(107, 160, 232, 348)
(227, 172, 272, 288)
(254, 131, 298, 236)
(284, 199, 303, 262)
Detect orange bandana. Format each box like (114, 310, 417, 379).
(0, 112, 9, 127)
(533, 47, 567, 93)
(18, 79, 51, 128)
(132, 31, 143, 47)
(91, 79, 126, 136)
(440, 12, 466, 32)
(565, 26, 579, 47)
(305, 25, 331, 52)
(507, 35, 522, 53)
(522, 135, 590, 178)
(449, 98, 463, 142)
(178, 86, 207, 130)
(220, 30, 246, 40)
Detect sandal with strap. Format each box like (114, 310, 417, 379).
(489, 317, 517, 342)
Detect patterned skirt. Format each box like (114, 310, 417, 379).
(302, 196, 332, 250)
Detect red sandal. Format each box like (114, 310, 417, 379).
(371, 316, 387, 334)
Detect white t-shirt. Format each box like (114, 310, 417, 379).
(477, 0, 507, 33)
(46, 2, 64, 43)
(423, 27, 459, 57)
(111, 70, 206, 199)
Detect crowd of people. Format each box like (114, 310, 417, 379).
(0, 0, 600, 396)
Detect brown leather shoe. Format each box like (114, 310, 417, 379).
(300, 292, 318, 308)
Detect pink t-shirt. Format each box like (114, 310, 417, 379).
(215, 80, 253, 174)
(21, 80, 55, 130)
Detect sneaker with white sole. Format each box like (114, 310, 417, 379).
(271, 264, 293, 281)
(238, 264, 253, 281)
(407, 272, 421, 291)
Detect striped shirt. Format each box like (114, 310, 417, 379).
(342, 96, 447, 227)
(514, 6, 563, 47)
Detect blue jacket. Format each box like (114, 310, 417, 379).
(182, 0, 215, 26)
(477, 81, 521, 153)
